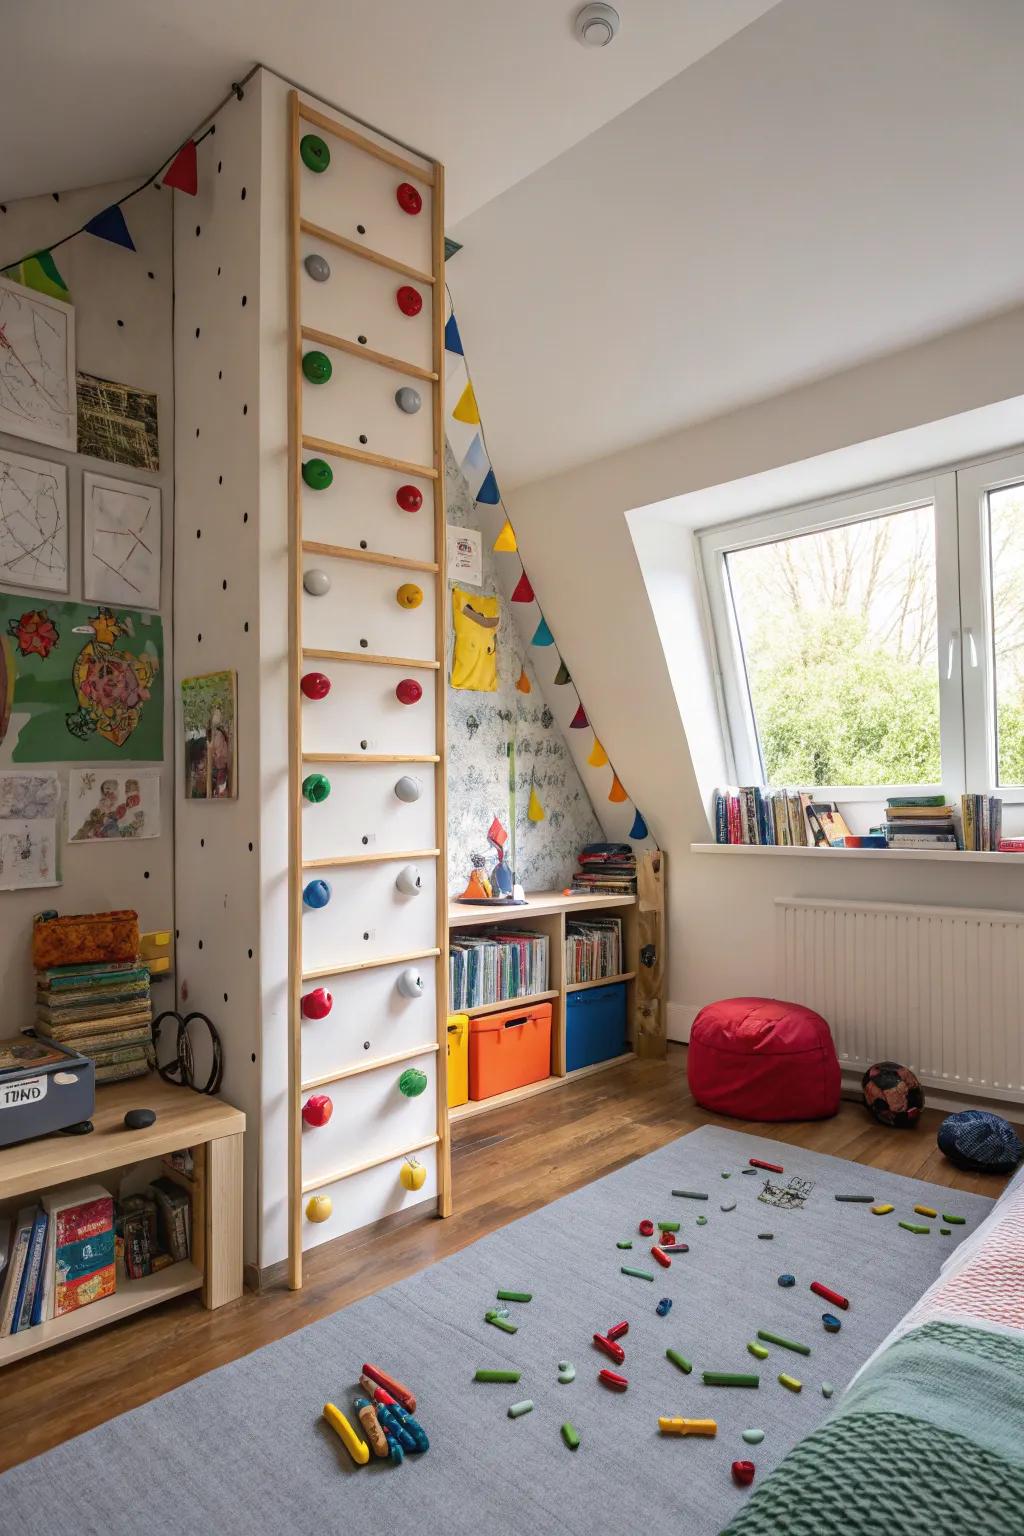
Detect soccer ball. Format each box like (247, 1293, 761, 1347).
(861, 1061, 924, 1128)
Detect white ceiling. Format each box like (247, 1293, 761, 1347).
(449, 0, 1024, 487)
(0, 0, 777, 223)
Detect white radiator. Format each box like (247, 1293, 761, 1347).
(776, 897, 1024, 1104)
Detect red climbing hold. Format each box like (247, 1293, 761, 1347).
(301, 987, 333, 1020)
(396, 484, 423, 512)
(396, 182, 422, 215)
(302, 1093, 333, 1127)
(396, 678, 423, 706)
(396, 285, 423, 317)
(300, 671, 331, 700)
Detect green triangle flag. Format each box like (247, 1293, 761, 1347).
(553, 659, 571, 685)
(3, 250, 69, 301)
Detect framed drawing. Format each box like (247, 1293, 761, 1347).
(182, 670, 237, 799)
(0, 276, 76, 451)
(83, 472, 161, 610)
(0, 448, 68, 592)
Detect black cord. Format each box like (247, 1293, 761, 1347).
(152, 1009, 223, 1095)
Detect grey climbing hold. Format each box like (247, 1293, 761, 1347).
(304, 252, 331, 282)
(303, 567, 331, 597)
(395, 385, 422, 414)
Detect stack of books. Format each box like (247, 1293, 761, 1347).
(121, 1178, 190, 1279)
(884, 795, 961, 849)
(35, 959, 154, 1083)
(449, 929, 549, 1011)
(0, 1183, 116, 1336)
(571, 842, 637, 895)
(960, 794, 1004, 851)
(565, 917, 622, 984)
(714, 788, 818, 846)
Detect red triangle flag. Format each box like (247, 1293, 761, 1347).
(163, 140, 198, 195)
(570, 703, 588, 729)
(511, 571, 534, 603)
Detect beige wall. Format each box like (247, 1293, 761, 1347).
(508, 302, 1024, 1027)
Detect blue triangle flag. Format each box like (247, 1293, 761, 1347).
(444, 313, 464, 355)
(475, 468, 500, 505)
(629, 809, 649, 840)
(531, 617, 554, 647)
(85, 204, 135, 251)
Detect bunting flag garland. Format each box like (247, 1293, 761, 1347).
(442, 297, 656, 850)
(162, 139, 199, 195)
(84, 204, 136, 251)
(2, 250, 69, 301)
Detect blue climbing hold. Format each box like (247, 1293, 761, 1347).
(656, 1297, 672, 1317)
(778, 1273, 796, 1288)
(822, 1313, 842, 1333)
(303, 878, 332, 909)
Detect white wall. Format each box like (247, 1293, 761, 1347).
(508, 302, 1024, 1031)
(0, 181, 174, 1022)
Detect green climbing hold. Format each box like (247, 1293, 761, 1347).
(616, 1240, 633, 1249)
(561, 1422, 580, 1451)
(657, 1221, 680, 1232)
(302, 457, 333, 490)
(507, 1400, 533, 1419)
(474, 1369, 520, 1383)
(301, 772, 331, 803)
(398, 1067, 428, 1098)
(747, 1342, 769, 1360)
(756, 1330, 811, 1356)
(672, 1190, 708, 1200)
(940, 1227, 951, 1235)
(302, 350, 333, 385)
(702, 1372, 760, 1388)
(942, 1213, 966, 1225)
(696, 1215, 708, 1226)
(300, 133, 330, 173)
(485, 1311, 517, 1334)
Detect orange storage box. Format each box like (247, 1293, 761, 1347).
(468, 1002, 552, 1101)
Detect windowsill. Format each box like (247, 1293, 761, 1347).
(691, 842, 1024, 865)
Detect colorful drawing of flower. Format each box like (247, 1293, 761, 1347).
(6, 609, 59, 659)
(67, 609, 158, 749)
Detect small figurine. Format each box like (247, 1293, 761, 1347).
(488, 818, 514, 897)
(458, 852, 491, 901)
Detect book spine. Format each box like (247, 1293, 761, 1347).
(20, 1211, 47, 1331)
(0, 1229, 30, 1337)
(714, 791, 728, 845)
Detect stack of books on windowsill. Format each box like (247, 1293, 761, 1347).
(961, 794, 1003, 851)
(884, 795, 961, 849)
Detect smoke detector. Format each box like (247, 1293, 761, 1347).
(575, 3, 620, 47)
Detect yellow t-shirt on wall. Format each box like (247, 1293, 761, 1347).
(451, 587, 499, 691)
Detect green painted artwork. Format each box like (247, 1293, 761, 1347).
(0, 595, 163, 762)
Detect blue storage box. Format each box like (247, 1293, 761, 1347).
(565, 982, 627, 1072)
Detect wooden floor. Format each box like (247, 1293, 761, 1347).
(0, 1044, 1012, 1472)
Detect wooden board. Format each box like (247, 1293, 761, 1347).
(634, 849, 666, 1059)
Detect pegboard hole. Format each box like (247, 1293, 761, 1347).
(243, 511, 248, 523)
(247, 948, 253, 959)
(196, 529, 202, 540)
(357, 335, 367, 345)
(197, 633, 202, 643)
(223, 992, 229, 1003)
(360, 739, 368, 750)
(143, 870, 150, 879)
(116, 319, 124, 328)
(218, 160, 223, 173)
(359, 541, 367, 550)
(217, 266, 222, 277)
(218, 474, 223, 484)
(195, 327, 200, 339)
(198, 939, 204, 951)
(218, 370, 223, 380)
(363, 932, 370, 941)
(195, 427, 200, 439)
(242, 403, 248, 415)
(241, 294, 247, 307)
(248, 842, 254, 852)
(222, 579, 227, 590)
(251, 1052, 256, 1063)
(361, 835, 369, 845)
(359, 637, 368, 647)
(358, 434, 368, 445)
(147, 271, 155, 280)
(195, 225, 201, 237)
(200, 837, 205, 848)
(244, 621, 249, 633)
(356, 224, 366, 234)
(241, 186, 247, 200)
(363, 1041, 371, 1051)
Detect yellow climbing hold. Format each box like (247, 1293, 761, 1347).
(453, 380, 480, 424)
(588, 738, 609, 768)
(493, 519, 518, 553)
(872, 1204, 894, 1215)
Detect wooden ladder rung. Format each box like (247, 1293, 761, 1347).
(298, 102, 436, 188)
(303, 753, 441, 765)
(299, 219, 434, 287)
(302, 946, 440, 981)
(302, 433, 437, 480)
(302, 848, 440, 870)
(301, 1134, 440, 1196)
(301, 325, 436, 383)
(302, 647, 439, 671)
(301, 1042, 439, 1095)
(301, 539, 438, 574)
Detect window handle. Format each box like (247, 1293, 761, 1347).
(964, 627, 979, 668)
(946, 632, 958, 680)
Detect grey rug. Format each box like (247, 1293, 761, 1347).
(1, 1126, 993, 1535)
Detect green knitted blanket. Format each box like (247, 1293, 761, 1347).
(722, 1321, 1024, 1535)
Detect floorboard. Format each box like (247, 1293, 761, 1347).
(0, 1045, 1012, 1472)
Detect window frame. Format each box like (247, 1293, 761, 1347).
(697, 471, 964, 802)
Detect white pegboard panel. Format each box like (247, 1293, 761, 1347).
(301, 956, 437, 1084)
(297, 115, 433, 276)
(299, 230, 432, 374)
(301, 556, 436, 657)
(302, 456, 435, 564)
(300, 1047, 437, 1183)
(301, 346, 434, 467)
(301, 659, 437, 757)
(301, 857, 438, 973)
(173, 81, 265, 1264)
(303, 1144, 437, 1250)
(301, 761, 436, 861)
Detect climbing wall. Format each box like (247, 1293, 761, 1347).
(285, 95, 449, 1283)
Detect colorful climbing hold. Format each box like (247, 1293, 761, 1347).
(302, 772, 330, 803)
(778, 1373, 802, 1393)
(396, 677, 422, 705)
(651, 1245, 672, 1268)
(747, 1342, 769, 1361)
(594, 1333, 625, 1364)
(302, 349, 332, 384)
(702, 1372, 760, 1388)
(306, 1193, 332, 1223)
(303, 878, 331, 909)
(899, 1221, 931, 1234)
(607, 1322, 629, 1340)
(639, 1219, 655, 1235)
(396, 582, 423, 608)
(757, 1330, 810, 1356)
(302, 1093, 333, 1127)
(300, 987, 332, 1020)
(656, 1297, 672, 1317)
(302, 457, 333, 489)
(666, 1349, 692, 1374)
(396, 483, 423, 512)
(742, 1428, 765, 1445)
(598, 1369, 628, 1391)
(940, 1227, 952, 1235)
(398, 1067, 428, 1098)
(696, 1216, 708, 1226)
(496, 1290, 532, 1303)
(303, 567, 331, 596)
(322, 1403, 368, 1465)
(304, 252, 331, 282)
(485, 1311, 517, 1335)
(942, 1213, 966, 1225)
(822, 1314, 842, 1333)
(914, 1205, 938, 1218)
(300, 671, 331, 700)
(395, 385, 421, 413)
(809, 1282, 849, 1311)
(658, 1220, 681, 1232)
(561, 1422, 580, 1451)
(396, 284, 423, 316)
(396, 182, 422, 215)
(621, 1266, 654, 1281)
(616, 1240, 633, 1250)
(749, 1159, 784, 1173)
(659, 1417, 716, 1437)
(872, 1204, 895, 1215)
(732, 1460, 756, 1486)
(474, 1369, 520, 1383)
(557, 1361, 576, 1383)
(300, 134, 330, 173)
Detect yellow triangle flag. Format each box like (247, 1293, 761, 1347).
(515, 668, 531, 694)
(452, 380, 480, 424)
(588, 738, 609, 768)
(528, 784, 545, 822)
(493, 519, 518, 553)
(608, 773, 628, 803)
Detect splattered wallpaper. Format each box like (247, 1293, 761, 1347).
(446, 448, 602, 896)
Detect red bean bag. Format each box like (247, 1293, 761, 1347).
(687, 996, 840, 1121)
